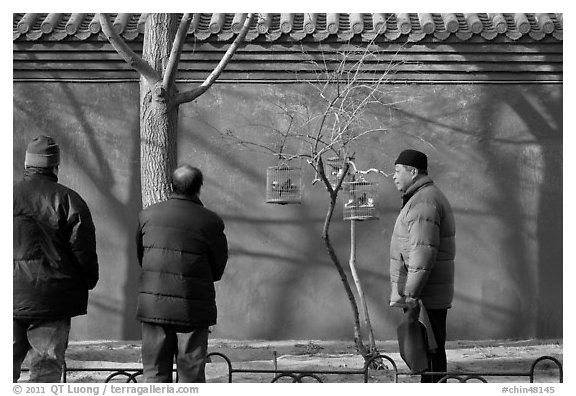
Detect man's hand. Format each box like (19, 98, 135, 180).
(404, 296, 419, 309)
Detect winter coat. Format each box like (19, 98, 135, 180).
(13, 171, 99, 319)
(389, 176, 455, 309)
(136, 194, 228, 328)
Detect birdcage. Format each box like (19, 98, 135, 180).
(325, 157, 352, 191)
(343, 179, 379, 220)
(266, 163, 302, 204)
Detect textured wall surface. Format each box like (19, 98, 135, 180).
(12, 81, 562, 341)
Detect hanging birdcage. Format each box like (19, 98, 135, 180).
(266, 163, 302, 204)
(343, 178, 379, 221)
(325, 157, 352, 191)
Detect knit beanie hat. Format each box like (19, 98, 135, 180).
(394, 149, 427, 171)
(25, 135, 60, 168)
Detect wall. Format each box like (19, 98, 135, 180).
(12, 80, 562, 341)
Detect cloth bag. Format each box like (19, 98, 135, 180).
(397, 300, 437, 374)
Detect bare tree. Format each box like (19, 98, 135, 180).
(222, 43, 405, 361)
(99, 13, 253, 207)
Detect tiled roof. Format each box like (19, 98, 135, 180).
(13, 13, 563, 43)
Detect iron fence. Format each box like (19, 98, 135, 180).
(26, 352, 561, 383)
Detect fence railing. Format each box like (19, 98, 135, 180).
(38, 352, 562, 383)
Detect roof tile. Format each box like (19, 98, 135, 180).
(12, 13, 563, 43)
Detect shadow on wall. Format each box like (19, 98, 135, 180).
(13, 81, 143, 340)
(501, 85, 562, 338)
(12, 78, 562, 341)
(391, 84, 562, 339)
(179, 111, 394, 340)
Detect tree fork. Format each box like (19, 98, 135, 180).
(139, 14, 180, 208)
(317, 156, 369, 358)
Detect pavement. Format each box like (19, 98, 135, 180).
(18, 339, 563, 383)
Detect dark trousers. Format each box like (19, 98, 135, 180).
(141, 323, 209, 383)
(13, 318, 71, 383)
(421, 309, 448, 383)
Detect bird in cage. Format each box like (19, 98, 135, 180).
(272, 177, 298, 196)
(345, 192, 367, 207)
(345, 193, 375, 208)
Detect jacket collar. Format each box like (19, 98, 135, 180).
(401, 176, 433, 207)
(170, 193, 204, 206)
(24, 168, 58, 182)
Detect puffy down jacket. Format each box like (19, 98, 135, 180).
(136, 194, 228, 328)
(389, 176, 455, 309)
(13, 172, 99, 319)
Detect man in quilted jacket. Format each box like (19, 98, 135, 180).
(13, 135, 99, 382)
(136, 164, 228, 383)
(389, 149, 455, 382)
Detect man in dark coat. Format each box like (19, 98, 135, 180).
(136, 164, 228, 383)
(389, 149, 455, 383)
(13, 135, 99, 382)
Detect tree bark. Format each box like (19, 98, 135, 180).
(140, 14, 180, 208)
(349, 219, 377, 354)
(316, 157, 368, 358)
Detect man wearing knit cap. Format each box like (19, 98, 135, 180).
(389, 149, 455, 382)
(13, 135, 99, 382)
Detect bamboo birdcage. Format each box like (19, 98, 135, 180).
(266, 164, 302, 204)
(343, 178, 379, 221)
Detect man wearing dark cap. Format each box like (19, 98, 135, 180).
(13, 135, 99, 382)
(389, 149, 455, 382)
(136, 164, 228, 383)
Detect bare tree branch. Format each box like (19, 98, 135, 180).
(212, 29, 407, 361)
(163, 13, 193, 91)
(175, 13, 254, 106)
(99, 13, 161, 86)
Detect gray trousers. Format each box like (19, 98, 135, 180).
(13, 318, 71, 383)
(141, 322, 209, 383)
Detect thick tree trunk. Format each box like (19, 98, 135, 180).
(140, 14, 180, 208)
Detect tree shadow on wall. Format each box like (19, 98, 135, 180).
(180, 107, 391, 341)
(392, 83, 562, 339)
(496, 86, 562, 338)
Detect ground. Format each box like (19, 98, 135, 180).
(18, 339, 563, 383)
